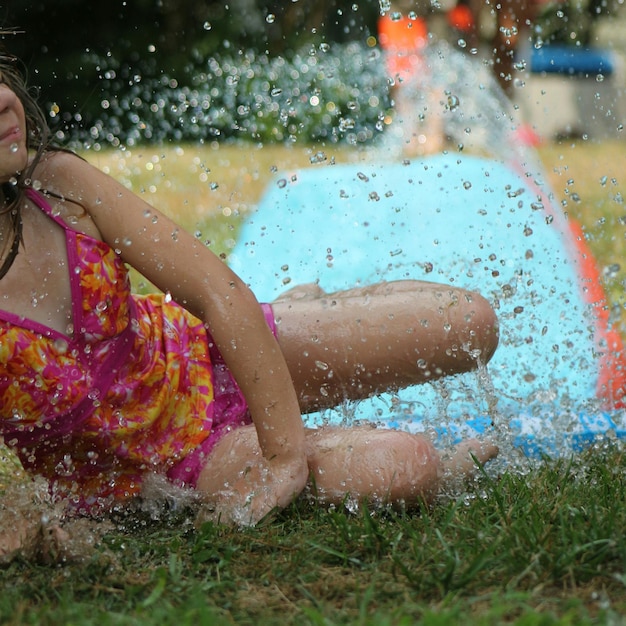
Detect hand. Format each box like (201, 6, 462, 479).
(273, 282, 326, 302)
(0, 512, 40, 564)
(196, 453, 309, 527)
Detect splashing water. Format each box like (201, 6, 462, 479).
(229, 39, 625, 474)
(2, 31, 620, 537)
(380, 40, 540, 170)
(0, 476, 113, 564)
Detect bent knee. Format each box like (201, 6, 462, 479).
(471, 291, 499, 361)
(453, 289, 499, 364)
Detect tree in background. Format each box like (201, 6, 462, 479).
(2, 0, 376, 126)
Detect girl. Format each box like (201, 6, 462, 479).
(0, 51, 498, 542)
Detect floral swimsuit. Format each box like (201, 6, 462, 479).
(0, 189, 272, 513)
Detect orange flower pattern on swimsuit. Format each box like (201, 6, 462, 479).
(0, 190, 216, 512)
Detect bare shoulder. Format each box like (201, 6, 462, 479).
(33, 148, 83, 180)
(34, 148, 135, 209)
(33, 149, 104, 195)
(30, 150, 106, 238)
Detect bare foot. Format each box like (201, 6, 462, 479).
(439, 438, 499, 492)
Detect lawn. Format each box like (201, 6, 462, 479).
(1, 138, 626, 625)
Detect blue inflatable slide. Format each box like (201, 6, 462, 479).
(229, 153, 626, 456)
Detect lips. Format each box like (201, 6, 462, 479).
(0, 126, 21, 143)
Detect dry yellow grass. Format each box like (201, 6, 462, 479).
(83, 143, 376, 230)
(539, 139, 626, 319)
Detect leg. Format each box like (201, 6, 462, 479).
(306, 426, 498, 505)
(491, 0, 535, 95)
(271, 280, 499, 412)
(195, 423, 498, 525)
(393, 82, 446, 157)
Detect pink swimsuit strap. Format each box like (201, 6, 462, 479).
(2, 189, 138, 448)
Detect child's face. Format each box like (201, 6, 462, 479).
(0, 75, 28, 183)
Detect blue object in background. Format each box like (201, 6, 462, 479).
(530, 44, 615, 76)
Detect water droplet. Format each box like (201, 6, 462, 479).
(447, 94, 460, 111)
(309, 151, 327, 164)
(266, 13, 275, 23)
(339, 117, 355, 131)
(54, 338, 69, 354)
(9, 143, 18, 153)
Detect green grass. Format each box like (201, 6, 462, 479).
(2, 446, 626, 624)
(2, 138, 626, 624)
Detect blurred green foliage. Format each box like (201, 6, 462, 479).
(65, 43, 391, 148)
(1, 0, 378, 136)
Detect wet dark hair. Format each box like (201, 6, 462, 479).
(0, 51, 56, 280)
